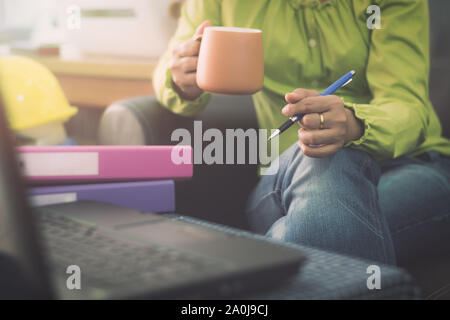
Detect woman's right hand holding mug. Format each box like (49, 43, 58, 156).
(170, 21, 212, 100)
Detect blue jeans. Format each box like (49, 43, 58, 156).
(246, 144, 450, 265)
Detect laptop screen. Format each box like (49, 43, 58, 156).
(0, 94, 52, 298)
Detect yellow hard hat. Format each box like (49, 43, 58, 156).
(0, 55, 78, 132)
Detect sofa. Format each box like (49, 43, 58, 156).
(97, 0, 450, 299)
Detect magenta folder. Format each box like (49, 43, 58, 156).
(28, 181, 175, 213)
(17, 145, 193, 183)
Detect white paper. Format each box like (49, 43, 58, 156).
(19, 152, 99, 176)
(29, 193, 78, 207)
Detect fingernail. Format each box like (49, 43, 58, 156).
(282, 105, 289, 114)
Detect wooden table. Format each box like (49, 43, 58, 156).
(30, 54, 158, 108)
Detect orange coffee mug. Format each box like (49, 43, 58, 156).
(196, 26, 264, 95)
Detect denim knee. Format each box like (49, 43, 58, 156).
(280, 147, 381, 207)
(276, 148, 395, 262)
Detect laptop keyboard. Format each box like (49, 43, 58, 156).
(37, 212, 228, 290)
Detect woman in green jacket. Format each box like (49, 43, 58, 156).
(154, 0, 450, 264)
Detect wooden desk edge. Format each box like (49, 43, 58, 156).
(32, 55, 159, 81)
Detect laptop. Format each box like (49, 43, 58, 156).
(0, 100, 306, 299)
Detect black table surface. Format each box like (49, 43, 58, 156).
(171, 214, 421, 300)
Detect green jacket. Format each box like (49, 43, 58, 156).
(154, 0, 450, 161)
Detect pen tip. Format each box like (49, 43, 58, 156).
(350, 70, 356, 75)
(268, 130, 280, 141)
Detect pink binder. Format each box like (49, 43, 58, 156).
(17, 145, 193, 183)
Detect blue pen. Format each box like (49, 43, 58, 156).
(268, 70, 356, 141)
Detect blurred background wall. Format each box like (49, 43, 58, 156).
(0, 0, 179, 57)
(0, 0, 182, 145)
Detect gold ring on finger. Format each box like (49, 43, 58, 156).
(319, 113, 325, 130)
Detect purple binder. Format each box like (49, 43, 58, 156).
(28, 180, 175, 213)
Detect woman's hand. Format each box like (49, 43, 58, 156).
(170, 21, 212, 100)
(282, 88, 363, 158)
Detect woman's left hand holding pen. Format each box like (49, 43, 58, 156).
(282, 88, 363, 158)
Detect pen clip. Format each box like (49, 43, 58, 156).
(342, 78, 353, 87)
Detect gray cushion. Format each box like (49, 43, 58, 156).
(429, 0, 450, 138)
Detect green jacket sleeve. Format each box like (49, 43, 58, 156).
(344, 0, 431, 161)
(153, 0, 222, 116)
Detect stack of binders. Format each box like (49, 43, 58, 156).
(17, 145, 193, 214)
